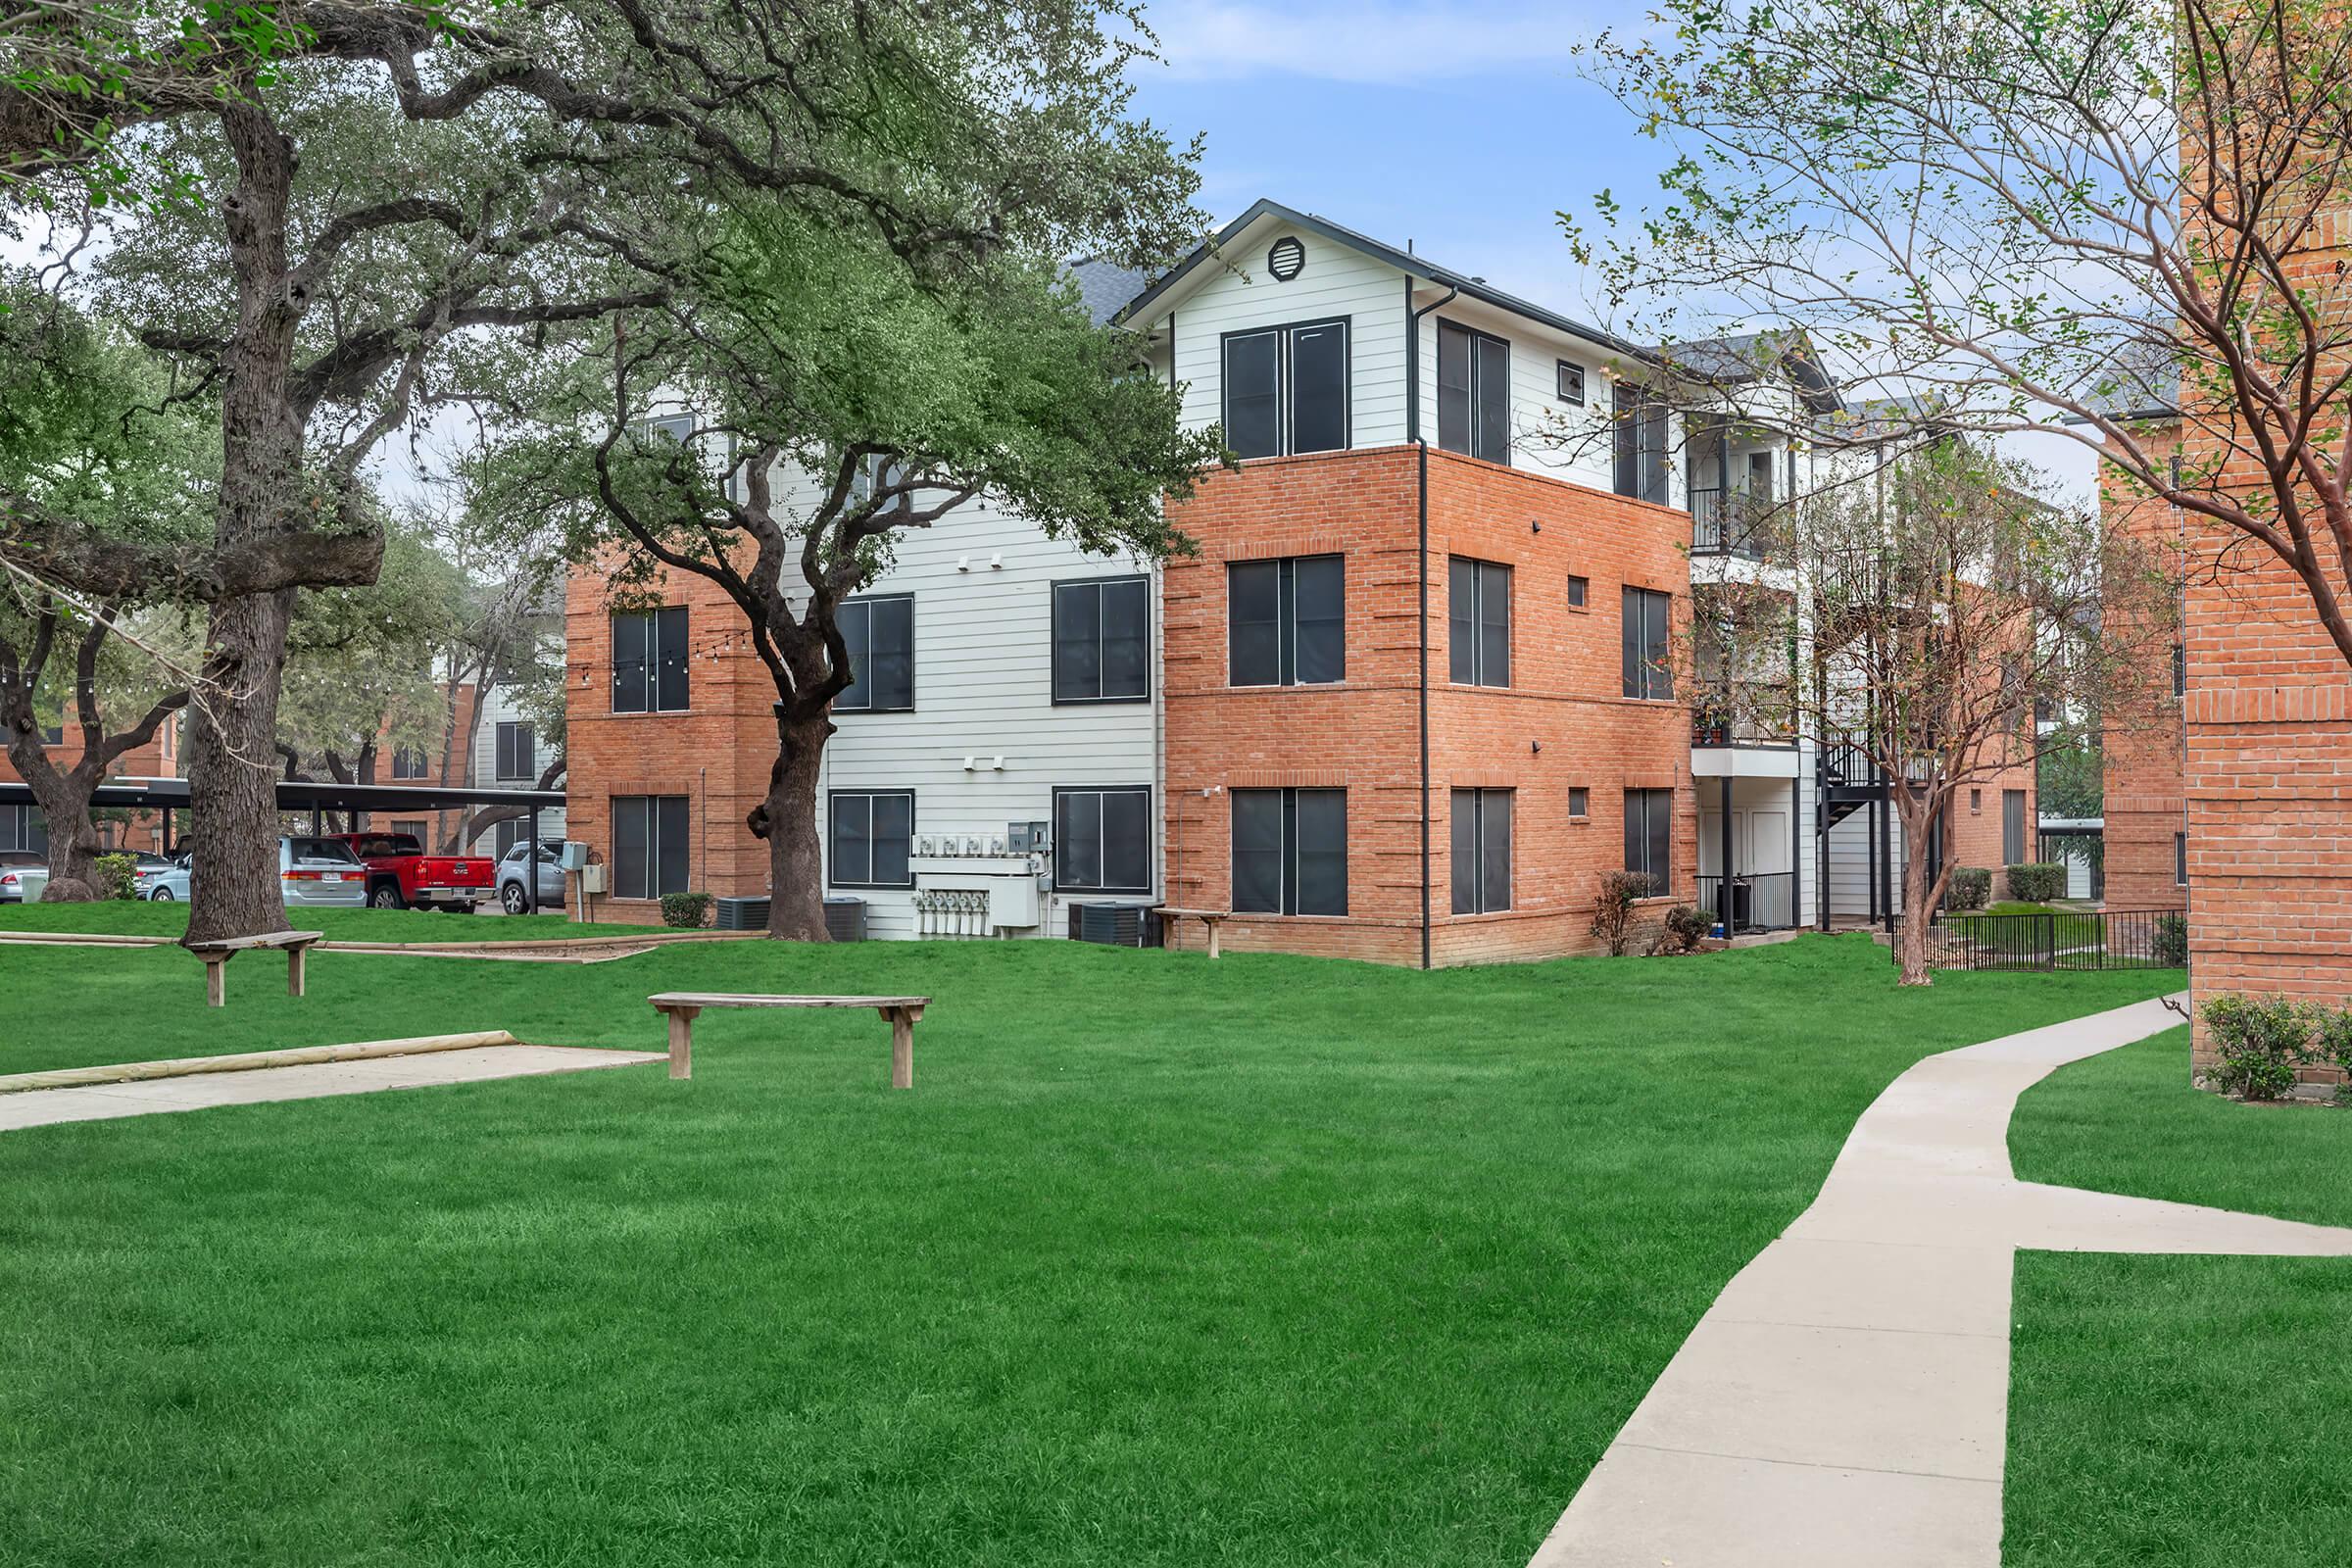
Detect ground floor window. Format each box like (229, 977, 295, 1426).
(1624, 788, 1673, 895)
(1232, 788, 1347, 915)
(612, 795, 691, 899)
(494, 817, 529, 858)
(829, 791, 913, 889)
(2175, 831, 2187, 887)
(1054, 786, 1152, 895)
(2003, 789, 2028, 865)
(0, 804, 44, 853)
(1450, 788, 1512, 914)
(391, 819, 429, 843)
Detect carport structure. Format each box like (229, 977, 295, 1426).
(0, 777, 567, 911)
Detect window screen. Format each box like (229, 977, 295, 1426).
(1621, 587, 1674, 700)
(2003, 790, 2028, 865)
(1624, 788, 1673, 895)
(1231, 788, 1347, 916)
(1448, 558, 1511, 686)
(612, 608, 689, 712)
(1612, 383, 1671, 504)
(1054, 578, 1151, 703)
(612, 796, 691, 899)
(1224, 329, 1283, 459)
(1450, 788, 1512, 914)
(830, 791, 913, 888)
(1223, 319, 1349, 459)
(1289, 322, 1348, 455)
(1054, 787, 1152, 894)
(496, 721, 534, 781)
(1438, 320, 1511, 465)
(837, 596, 914, 712)
(1228, 556, 1345, 686)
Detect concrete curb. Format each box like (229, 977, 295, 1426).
(0, 1030, 519, 1095)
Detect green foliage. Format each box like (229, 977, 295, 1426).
(2200, 995, 2314, 1102)
(1590, 870, 1652, 956)
(2150, 913, 2188, 967)
(89, 853, 137, 902)
(279, 512, 465, 773)
(1945, 867, 1993, 911)
(1662, 904, 1712, 952)
(2005, 863, 2067, 904)
(659, 892, 713, 930)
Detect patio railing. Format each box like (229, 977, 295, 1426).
(1891, 907, 2188, 972)
(1697, 871, 1797, 933)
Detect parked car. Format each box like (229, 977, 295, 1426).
(134, 858, 192, 901)
(495, 839, 566, 914)
(279, 836, 368, 908)
(325, 831, 493, 912)
(0, 849, 46, 904)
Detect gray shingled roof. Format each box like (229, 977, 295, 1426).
(1654, 330, 1843, 413)
(1070, 258, 1150, 326)
(2063, 335, 2181, 422)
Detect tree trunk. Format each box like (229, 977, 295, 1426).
(184, 588, 299, 942)
(1895, 835, 1935, 986)
(753, 710, 834, 941)
(10, 750, 104, 897)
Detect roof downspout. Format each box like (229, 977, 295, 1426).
(1406, 279, 1458, 970)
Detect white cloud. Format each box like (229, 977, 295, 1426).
(1141, 3, 1592, 84)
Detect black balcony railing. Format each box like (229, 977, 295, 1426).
(1892, 907, 2188, 972)
(1691, 683, 1798, 747)
(1696, 871, 1796, 933)
(1689, 489, 1786, 558)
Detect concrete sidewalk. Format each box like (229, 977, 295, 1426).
(0, 1044, 662, 1132)
(1527, 995, 2352, 1568)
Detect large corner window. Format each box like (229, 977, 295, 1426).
(612, 607, 690, 713)
(1448, 558, 1511, 687)
(830, 790, 913, 889)
(1054, 786, 1152, 895)
(612, 795, 690, 899)
(1437, 319, 1511, 465)
(1232, 788, 1348, 916)
(1612, 383, 1671, 505)
(1450, 788, 1513, 914)
(1621, 587, 1674, 701)
(1229, 555, 1345, 686)
(1053, 577, 1151, 704)
(1222, 318, 1349, 460)
(1624, 788, 1673, 896)
(837, 595, 914, 713)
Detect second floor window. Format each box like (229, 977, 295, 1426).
(1437, 319, 1511, 465)
(1232, 787, 1348, 916)
(390, 746, 428, 780)
(1230, 555, 1345, 686)
(1622, 587, 1674, 701)
(1223, 318, 1349, 460)
(495, 721, 534, 782)
(837, 595, 914, 713)
(1613, 384, 1671, 505)
(1448, 558, 1511, 687)
(1053, 577, 1151, 704)
(1054, 786, 1152, 895)
(1450, 787, 1512, 914)
(612, 607, 689, 713)
(1624, 788, 1673, 895)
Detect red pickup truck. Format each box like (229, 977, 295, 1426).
(330, 831, 496, 913)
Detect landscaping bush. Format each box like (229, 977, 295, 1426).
(2314, 1007, 2352, 1106)
(2005, 862, 2067, 904)
(2201, 994, 2313, 1102)
(2151, 913, 2189, 967)
(659, 892, 713, 929)
(1590, 870, 1651, 956)
(1662, 904, 1711, 953)
(91, 854, 137, 902)
(1945, 866, 1992, 911)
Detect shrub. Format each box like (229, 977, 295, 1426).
(1944, 867, 1992, 911)
(1590, 870, 1651, 956)
(659, 891, 713, 929)
(1662, 904, 1711, 953)
(2312, 1006, 2352, 1105)
(2201, 994, 2313, 1102)
(2004, 862, 2067, 904)
(1641, 919, 1676, 956)
(2151, 912, 2188, 967)
(91, 853, 137, 902)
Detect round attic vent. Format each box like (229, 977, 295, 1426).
(1267, 235, 1305, 281)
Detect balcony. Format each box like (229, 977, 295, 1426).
(1688, 488, 1788, 559)
(1690, 682, 1797, 749)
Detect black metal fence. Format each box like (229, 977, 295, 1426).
(1893, 907, 2188, 972)
(1697, 872, 1796, 933)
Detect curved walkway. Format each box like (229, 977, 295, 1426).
(1528, 994, 2352, 1568)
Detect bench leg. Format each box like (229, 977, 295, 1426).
(204, 956, 226, 1007)
(888, 1007, 914, 1090)
(287, 946, 307, 999)
(667, 1010, 695, 1080)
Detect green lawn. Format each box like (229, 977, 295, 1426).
(2006, 1026, 2352, 1566)
(0, 900, 672, 943)
(0, 935, 2176, 1566)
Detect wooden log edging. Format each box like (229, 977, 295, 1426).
(0, 1030, 520, 1095)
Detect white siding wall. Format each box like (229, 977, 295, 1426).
(808, 496, 1162, 941)
(1409, 293, 1629, 492)
(1825, 802, 1907, 919)
(466, 657, 566, 854)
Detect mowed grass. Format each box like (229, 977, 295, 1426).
(0, 936, 2176, 1567)
(0, 900, 669, 944)
(2006, 1026, 2352, 1566)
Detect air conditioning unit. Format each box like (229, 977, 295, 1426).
(1068, 903, 1157, 948)
(823, 896, 866, 942)
(714, 896, 770, 931)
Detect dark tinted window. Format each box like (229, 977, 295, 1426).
(1232, 788, 1348, 916)
(612, 608, 688, 712)
(2003, 790, 2027, 865)
(496, 721, 534, 781)
(1290, 321, 1348, 454)
(1448, 558, 1510, 687)
(1223, 319, 1348, 459)
(653, 606, 689, 711)
(1624, 788, 1673, 895)
(612, 612, 648, 712)
(838, 596, 915, 712)
(1568, 574, 1589, 609)
(1229, 556, 1344, 686)
(1622, 587, 1674, 700)
(1054, 578, 1151, 703)
(1450, 788, 1512, 914)
(612, 796, 691, 898)
(1054, 787, 1151, 894)
(830, 791, 913, 888)
(1613, 383, 1671, 504)
(1438, 320, 1511, 465)
(1224, 329, 1282, 459)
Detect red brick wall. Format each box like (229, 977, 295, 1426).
(1161, 444, 1696, 965)
(2098, 425, 2188, 912)
(0, 724, 175, 852)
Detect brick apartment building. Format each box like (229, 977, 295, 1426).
(0, 712, 179, 857)
(562, 200, 2034, 960)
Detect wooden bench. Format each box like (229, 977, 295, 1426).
(185, 930, 325, 1007)
(1154, 906, 1232, 958)
(647, 993, 930, 1088)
